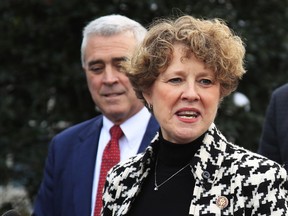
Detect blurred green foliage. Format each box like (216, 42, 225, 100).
(1, 0, 288, 212)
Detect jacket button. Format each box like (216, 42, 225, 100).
(202, 171, 211, 179)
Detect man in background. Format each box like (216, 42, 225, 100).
(258, 83, 288, 172)
(33, 14, 158, 216)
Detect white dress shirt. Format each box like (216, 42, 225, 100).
(91, 107, 152, 215)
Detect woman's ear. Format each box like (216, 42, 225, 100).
(143, 90, 153, 112)
(143, 90, 152, 106)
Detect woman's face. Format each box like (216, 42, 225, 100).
(144, 43, 221, 144)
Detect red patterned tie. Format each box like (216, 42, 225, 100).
(94, 125, 123, 216)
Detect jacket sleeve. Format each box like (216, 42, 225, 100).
(32, 138, 57, 216)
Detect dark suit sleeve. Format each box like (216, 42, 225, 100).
(32, 137, 57, 216)
(258, 88, 283, 165)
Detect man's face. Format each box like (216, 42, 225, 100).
(83, 32, 144, 124)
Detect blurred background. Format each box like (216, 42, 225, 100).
(1, 0, 288, 214)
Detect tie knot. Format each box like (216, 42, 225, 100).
(110, 125, 123, 140)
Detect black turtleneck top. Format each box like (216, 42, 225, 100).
(127, 132, 203, 216)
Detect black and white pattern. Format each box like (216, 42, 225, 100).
(102, 123, 288, 215)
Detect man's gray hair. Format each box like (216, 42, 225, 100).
(81, 14, 147, 67)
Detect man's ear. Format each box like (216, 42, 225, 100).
(82, 66, 87, 73)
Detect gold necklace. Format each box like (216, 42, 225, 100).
(154, 158, 191, 191)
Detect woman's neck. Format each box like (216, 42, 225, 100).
(157, 131, 205, 167)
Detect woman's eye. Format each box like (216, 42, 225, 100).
(200, 79, 212, 85)
(168, 77, 182, 83)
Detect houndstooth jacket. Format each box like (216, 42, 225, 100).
(102, 123, 288, 216)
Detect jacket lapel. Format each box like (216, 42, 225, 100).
(116, 133, 159, 215)
(192, 123, 226, 185)
(73, 117, 103, 216)
(137, 116, 159, 153)
(189, 123, 227, 214)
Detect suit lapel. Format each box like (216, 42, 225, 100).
(137, 116, 159, 153)
(73, 116, 103, 216)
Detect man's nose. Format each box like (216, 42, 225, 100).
(103, 66, 119, 84)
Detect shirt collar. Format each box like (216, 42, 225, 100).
(102, 107, 151, 148)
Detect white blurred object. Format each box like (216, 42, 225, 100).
(233, 92, 250, 111)
(0, 184, 32, 214)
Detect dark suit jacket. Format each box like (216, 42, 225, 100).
(32, 115, 159, 216)
(258, 83, 288, 171)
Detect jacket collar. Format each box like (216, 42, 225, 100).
(129, 123, 228, 190)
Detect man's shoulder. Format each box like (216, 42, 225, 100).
(274, 83, 288, 96)
(53, 115, 103, 141)
(271, 83, 288, 112)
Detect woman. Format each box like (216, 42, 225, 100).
(102, 15, 288, 215)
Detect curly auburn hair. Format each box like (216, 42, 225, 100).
(124, 15, 246, 108)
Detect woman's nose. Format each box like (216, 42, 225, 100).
(181, 82, 200, 102)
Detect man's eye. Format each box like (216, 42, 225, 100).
(115, 63, 124, 70)
(89, 66, 103, 73)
